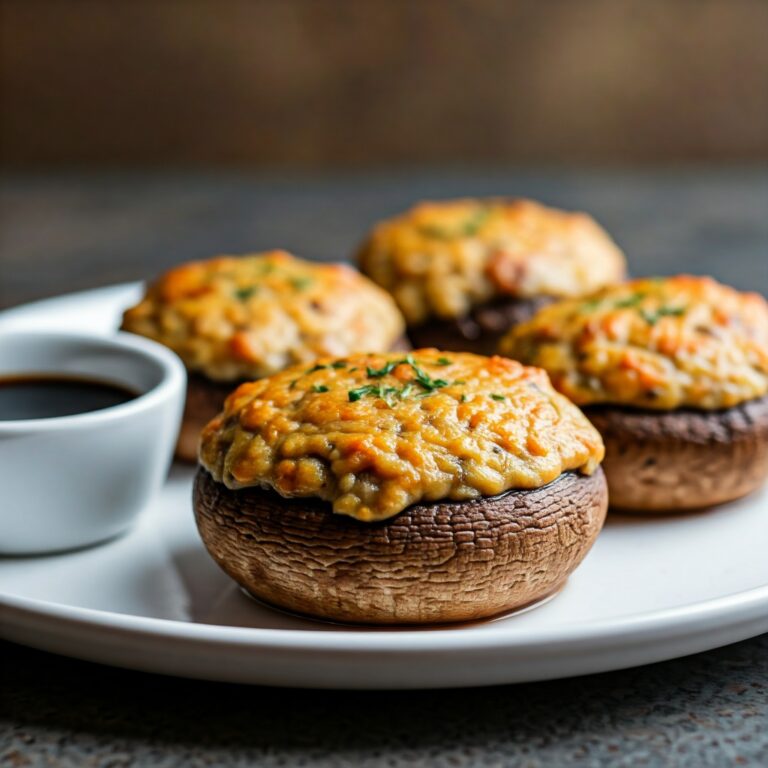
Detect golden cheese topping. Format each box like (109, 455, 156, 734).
(357, 198, 626, 325)
(122, 251, 405, 381)
(501, 276, 768, 410)
(199, 350, 604, 522)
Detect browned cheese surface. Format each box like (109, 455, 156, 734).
(122, 250, 405, 381)
(358, 198, 626, 325)
(199, 350, 604, 522)
(503, 275, 768, 411)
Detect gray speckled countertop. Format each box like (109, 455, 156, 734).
(1, 170, 767, 766)
(2, 636, 767, 767)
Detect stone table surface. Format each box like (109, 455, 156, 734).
(1, 170, 767, 767)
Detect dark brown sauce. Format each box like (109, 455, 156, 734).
(0, 374, 139, 421)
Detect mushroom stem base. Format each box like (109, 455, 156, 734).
(408, 296, 554, 355)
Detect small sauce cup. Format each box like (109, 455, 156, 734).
(0, 331, 186, 554)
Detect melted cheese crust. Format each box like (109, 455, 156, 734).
(357, 198, 626, 324)
(501, 276, 768, 410)
(199, 350, 604, 522)
(122, 251, 405, 381)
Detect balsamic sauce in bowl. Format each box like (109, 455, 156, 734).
(0, 329, 187, 554)
(0, 374, 138, 421)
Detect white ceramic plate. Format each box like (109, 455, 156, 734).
(1, 284, 768, 689)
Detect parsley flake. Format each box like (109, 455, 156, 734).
(289, 276, 313, 291)
(641, 306, 686, 325)
(366, 361, 398, 378)
(580, 298, 602, 312)
(234, 286, 257, 301)
(348, 384, 379, 402)
(614, 293, 646, 309)
(418, 207, 490, 240)
(311, 384, 329, 393)
(349, 355, 454, 402)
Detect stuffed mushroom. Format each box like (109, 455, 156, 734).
(122, 250, 406, 461)
(194, 350, 607, 624)
(501, 276, 768, 512)
(357, 198, 626, 354)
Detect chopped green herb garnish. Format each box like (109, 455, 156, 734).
(289, 276, 313, 291)
(580, 298, 602, 312)
(640, 306, 686, 325)
(348, 355, 456, 402)
(366, 361, 398, 378)
(418, 207, 490, 240)
(462, 208, 490, 236)
(490, 394, 506, 401)
(348, 384, 380, 402)
(306, 364, 328, 373)
(406, 356, 448, 392)
(311, 384, 329, 393)
(331, 361, 347, 369)
(460, 394, 468, 403)
(614, 293, 646, 309)
(234, 286, 257, 301)
(363, 354, 449, 393)
(347, 380, 426, 404)
(289, 379, 298, 389)
(582, 292, 654, 313)
(437, 357, 452, 366)
(380, 386, 402, 407)
(349, 367, 358, 372)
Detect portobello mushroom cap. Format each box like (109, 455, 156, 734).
(585, 396, 768, 512)
(408, 296, 555, 355)
(501, 276, 768, 513)
(193, 467, 608, 625)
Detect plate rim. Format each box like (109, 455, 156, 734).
(2, 282, 768, 685)
(0, 281, 144, 322)
(3, 580, 768, 653)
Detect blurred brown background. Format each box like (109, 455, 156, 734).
(2, 0, 768, 169)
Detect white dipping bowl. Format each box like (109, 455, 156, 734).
(0, 331, 186, 554)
